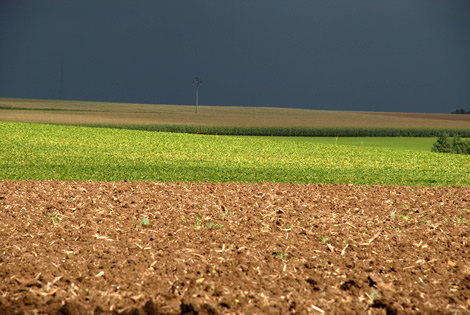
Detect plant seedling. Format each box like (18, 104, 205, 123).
(319, 236, 329, 243)
(205, 222, 224, 230)
(219, 206, 228, 219)
(400, 213, 410, 221)
(193, 213, 203, 229)
(367, 290, 379, 305)
(456, 216, 467, 223)
(272, 252, 288, 259)
(44, 211, 61, 225)
(139, 218, 150, 228)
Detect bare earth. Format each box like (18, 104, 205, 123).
(0, 181, 469, 314)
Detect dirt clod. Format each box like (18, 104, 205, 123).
(59, 300, 87, 315)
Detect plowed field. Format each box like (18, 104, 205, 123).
(1, 181, 469, 314)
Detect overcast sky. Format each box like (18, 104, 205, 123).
(1, 0, 469, 113)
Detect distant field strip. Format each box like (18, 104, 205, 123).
(1, 122, 468, 186)
(1, 98, 470, 131)
(0, 105, 85, 112)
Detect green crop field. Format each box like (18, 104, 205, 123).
(252, 136, 438, 151)
(1, 122, 468, 186)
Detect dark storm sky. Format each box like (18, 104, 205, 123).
(1, 0, 469, 113)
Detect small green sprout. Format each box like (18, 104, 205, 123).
(367, 290, 379, 304)
(139, 218, 150, 228)
(456, 216, 467, 223)
(204, 222, 223, 230)
(219, 206, 228, 219)
(193, 213, 203, 229)
(319, 236, 329, 243)
(390, 211, 398, 219)
(400, 213, 410, 221)
(272, 252, 288, 259)
(44, 211, 61, 225)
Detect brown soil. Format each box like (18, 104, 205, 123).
(1, 181, 469, 314)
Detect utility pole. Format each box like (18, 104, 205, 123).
(192, 77, 202, 114)
(59, 62, 65, 100)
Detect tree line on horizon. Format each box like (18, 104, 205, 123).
(451, 109, 470, 114)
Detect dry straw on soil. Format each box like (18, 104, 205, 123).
(0, 181, 469, 314)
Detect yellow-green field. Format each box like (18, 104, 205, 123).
(1, 121, 469, 186)
(1, 98, 470, 129)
